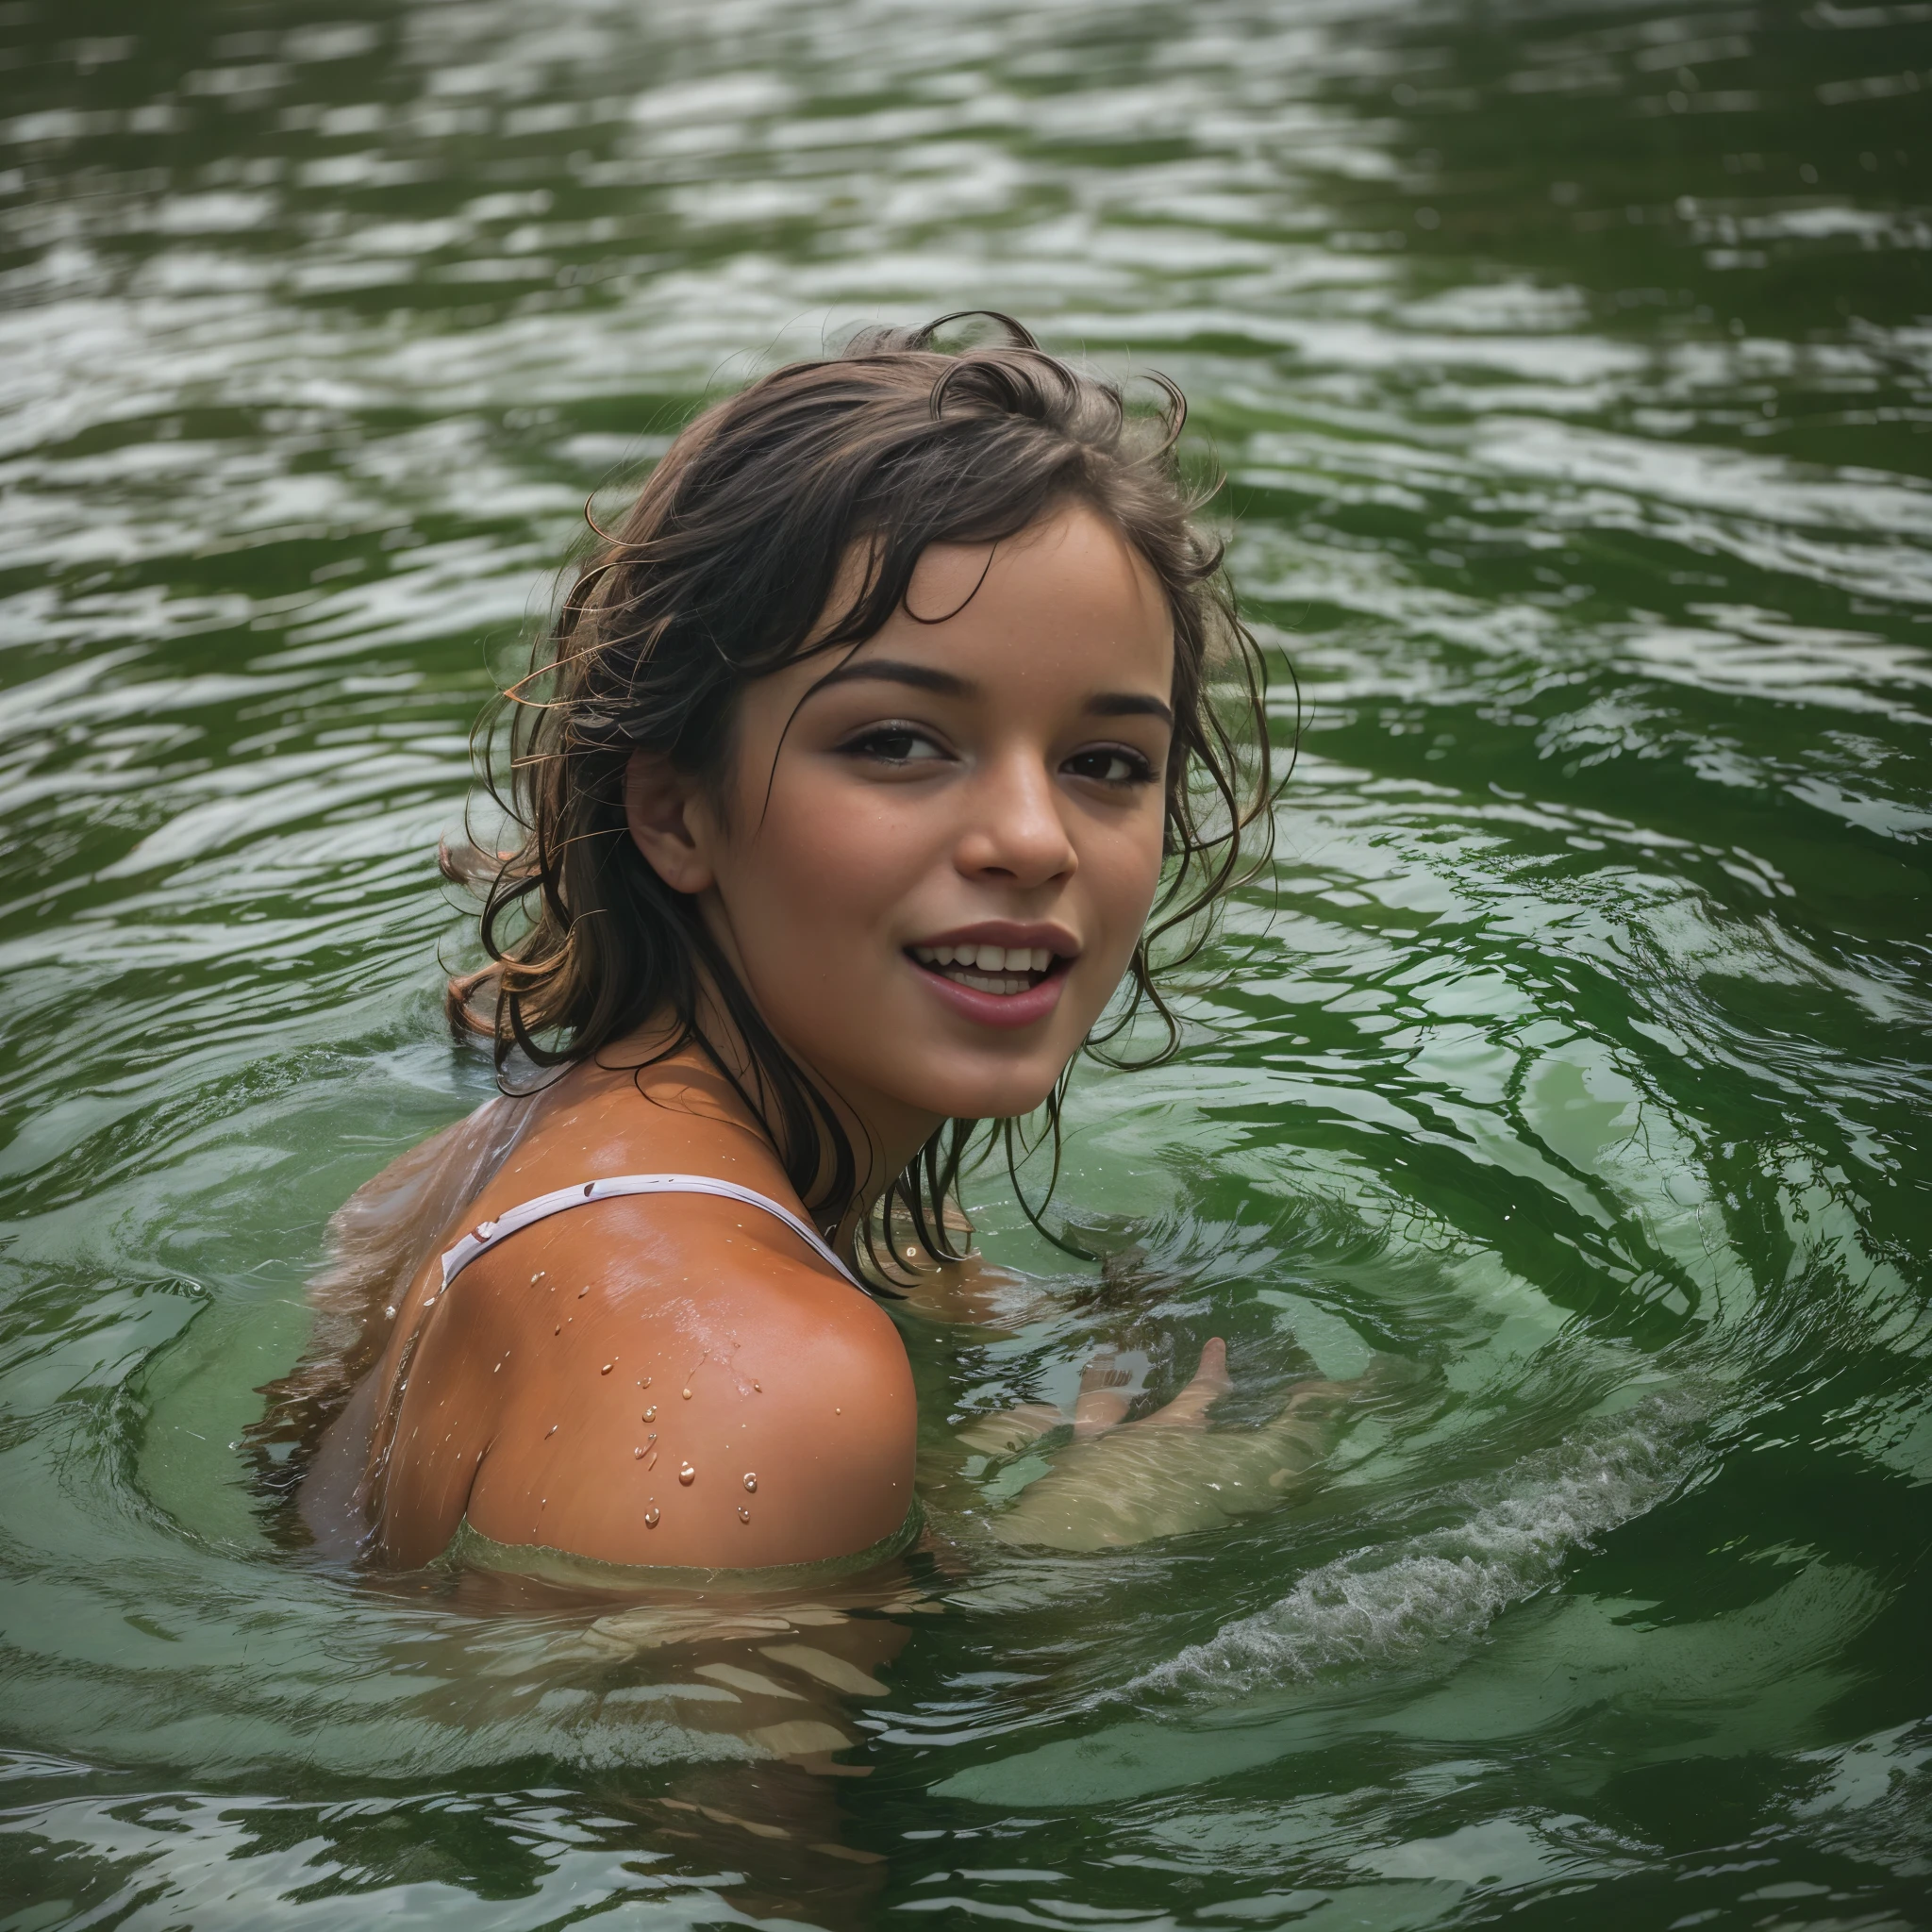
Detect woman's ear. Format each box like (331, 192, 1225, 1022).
(624, 750, 716, 895)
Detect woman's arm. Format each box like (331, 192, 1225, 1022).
(374, 1196, 918, 1571)
(969, 1341, 1385, 1552)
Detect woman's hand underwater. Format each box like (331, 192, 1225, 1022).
(958, 1338, 1235, 1455)
(962, 1341, 1389, 1552)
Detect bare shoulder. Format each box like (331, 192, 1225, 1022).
(376, 1188, 916, 1571)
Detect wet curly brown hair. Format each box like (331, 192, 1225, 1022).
(447, 312, 1277, 1275)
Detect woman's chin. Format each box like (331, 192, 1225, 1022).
(883, 1059, 1071, 1127)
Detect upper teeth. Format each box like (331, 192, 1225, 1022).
(912, 943, 1054, 973)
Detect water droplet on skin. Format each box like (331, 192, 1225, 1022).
(753, 1381, 761, 1392)
(384, 1306, 396, 1319)
(641, 1376, 651, 1389)
(642, 1407, 656, 1422)
(554, 1324, 560, 1335)
(531, 1272, 544, 1283)
(600, 1363, 612, 1375)
(577, 1285, 589, 1297)
(643, 1507, 659, 1528)
(678, 1463, 695, 1485)
(633, 1446, 643, 1458)
(681, 1388, 692, 1400)
(738, 1507, 751, 1523)
(743, 1473, 757, 1493)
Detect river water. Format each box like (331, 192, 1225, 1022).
(2, 0, 1929, 1924)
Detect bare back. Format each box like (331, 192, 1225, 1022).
(296, 1048, 916, 1572)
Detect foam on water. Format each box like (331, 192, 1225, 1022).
(1129, 1397, 1699, 1704)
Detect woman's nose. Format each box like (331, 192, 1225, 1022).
(956, 757, 1076, 888)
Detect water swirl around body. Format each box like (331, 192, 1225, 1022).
(1, 0, 1927, 1924)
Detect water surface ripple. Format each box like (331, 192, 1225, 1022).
(1, 0, 1928, 1924)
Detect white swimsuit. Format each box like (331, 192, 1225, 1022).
(436, 1173, 864, 1292)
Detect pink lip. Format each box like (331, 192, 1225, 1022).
(913, 957, 1072, 1030)
(904, 922, 1080, 1033)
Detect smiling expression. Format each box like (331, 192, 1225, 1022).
(626, 504, 1176, 1162)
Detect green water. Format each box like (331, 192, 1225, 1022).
(2, 0, 1928, 1924)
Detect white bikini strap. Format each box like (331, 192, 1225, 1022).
(438, 1174, 863, 1292)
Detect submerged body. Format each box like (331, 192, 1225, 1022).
(289, 1062, 1382, 1572)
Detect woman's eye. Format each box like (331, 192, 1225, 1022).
(844, 724, 947, 765)
(1064, 746, 1157, 786)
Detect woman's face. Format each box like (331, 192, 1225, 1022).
(630, 504, 1175, 1156)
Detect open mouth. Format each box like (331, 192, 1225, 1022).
(908, 941, 1064, 998)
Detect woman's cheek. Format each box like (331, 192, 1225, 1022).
(1060, 833, 1156, 1030)
(759, 784, 916, 958)
(1107, 808, 1167, 941)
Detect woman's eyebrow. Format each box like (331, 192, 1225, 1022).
(806, 658, 1174, 726)
(1087, 691, 1174, 726)
(805, 658, 972, 700)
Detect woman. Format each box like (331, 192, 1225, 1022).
(268, 314, 1291, 1575)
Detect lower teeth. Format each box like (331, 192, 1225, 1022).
(945, 969, 1036, 995)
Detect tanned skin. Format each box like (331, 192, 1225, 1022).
(318, 507, 1233, 1571)
(365, 1051, 917, 1571)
